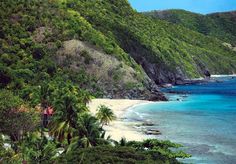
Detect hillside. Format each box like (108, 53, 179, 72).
(144, 9, 236, 46)
(0, 0, 164, 100)
(64, 0, 236, 84)
(1, 0, 236, 95)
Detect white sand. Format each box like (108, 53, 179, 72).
(88, 99, 151, 141)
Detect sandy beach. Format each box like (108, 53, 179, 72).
(88, 99, 151, 141)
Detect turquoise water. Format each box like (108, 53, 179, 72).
(126, 76, 236, 164)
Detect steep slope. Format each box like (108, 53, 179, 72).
(144, 10, 236, 46)
(0, 0, 163, 100)
(63, 0, 236, 84)
(1, 0, 236, 97)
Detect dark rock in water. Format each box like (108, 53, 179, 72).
(145, 129, 162, 135)
(175, 79, 209, 85)
(204, 70, 211, 77)
(132, 118, 144, 122)
(148, 93, 168, 101)
(166, 90, 190, 94)
(142, 122, 155, 126)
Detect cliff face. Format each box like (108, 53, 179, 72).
(56, 39, 165, 100)
(113, 31, 188, 84)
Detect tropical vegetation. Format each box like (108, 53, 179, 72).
(0, 81, 191, 163)
(1, 0, 235, 163)
(144, 9, 236, 46)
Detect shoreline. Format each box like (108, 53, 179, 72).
(88, 75, 236, 141)
(162, 74, 236, 87)
(88, 99, 153, 141)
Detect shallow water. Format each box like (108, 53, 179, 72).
(126, 76, 236, 164)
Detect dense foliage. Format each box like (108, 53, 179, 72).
(0, 82, 190, 163)
(145, 10, 236, 46)
(0, 0, 146, 99)
(1, 0, 235, 163)
(63, 0, 236, 83)
(1, 0, 236, 86)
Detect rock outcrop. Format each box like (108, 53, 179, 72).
(56, 40, 166, 100)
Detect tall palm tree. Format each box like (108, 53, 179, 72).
(96, 105, 116, 128)
(48, 83, 89, 144)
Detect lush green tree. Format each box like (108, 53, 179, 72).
(96, 105, 116, 127)
(49, 120, 75, 144)
(57, 141, 190, 164)
(0, 90, 39, 142)
(76, 113, 105, 147)
(125, 139, 191, 160)
(64, 114, 103, 155)
(47, 81, 91, 144)
(19, 132, 59, 164)
(0, 134, 16, 163)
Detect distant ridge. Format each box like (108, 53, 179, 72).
(144, 9, 236, 46)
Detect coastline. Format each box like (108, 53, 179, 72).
(88, 75, 236, 141)
(88, 99, 152, 141)
(87, 76, 236, 163)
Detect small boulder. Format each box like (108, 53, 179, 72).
(204, 70, 211, 78)
(142, 122, 155, 126)
(145, 129, 162, 135)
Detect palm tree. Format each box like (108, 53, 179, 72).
(19, 132, 59, 163)
(96, 105, 116, 128)
(65, 113, 104, 154)
(48, 83, 89, 144)
(49, 120, 74, 144)
(77, 113, 102, 147)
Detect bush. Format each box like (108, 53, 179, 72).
(0, 90, 39, 141)
(31, 44, 46, 60)
(0, 66, 12, 88)
(57, 146, 160, 163)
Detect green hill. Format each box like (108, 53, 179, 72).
(64, 0, 236, 84)
(144, 9, 236, 46)
(0, 0, 163, 100)
(1, 0, 236, 92)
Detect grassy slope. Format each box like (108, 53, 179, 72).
(144, 9, 236, 46)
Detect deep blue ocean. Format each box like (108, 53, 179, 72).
(126, 76, 236, 164)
